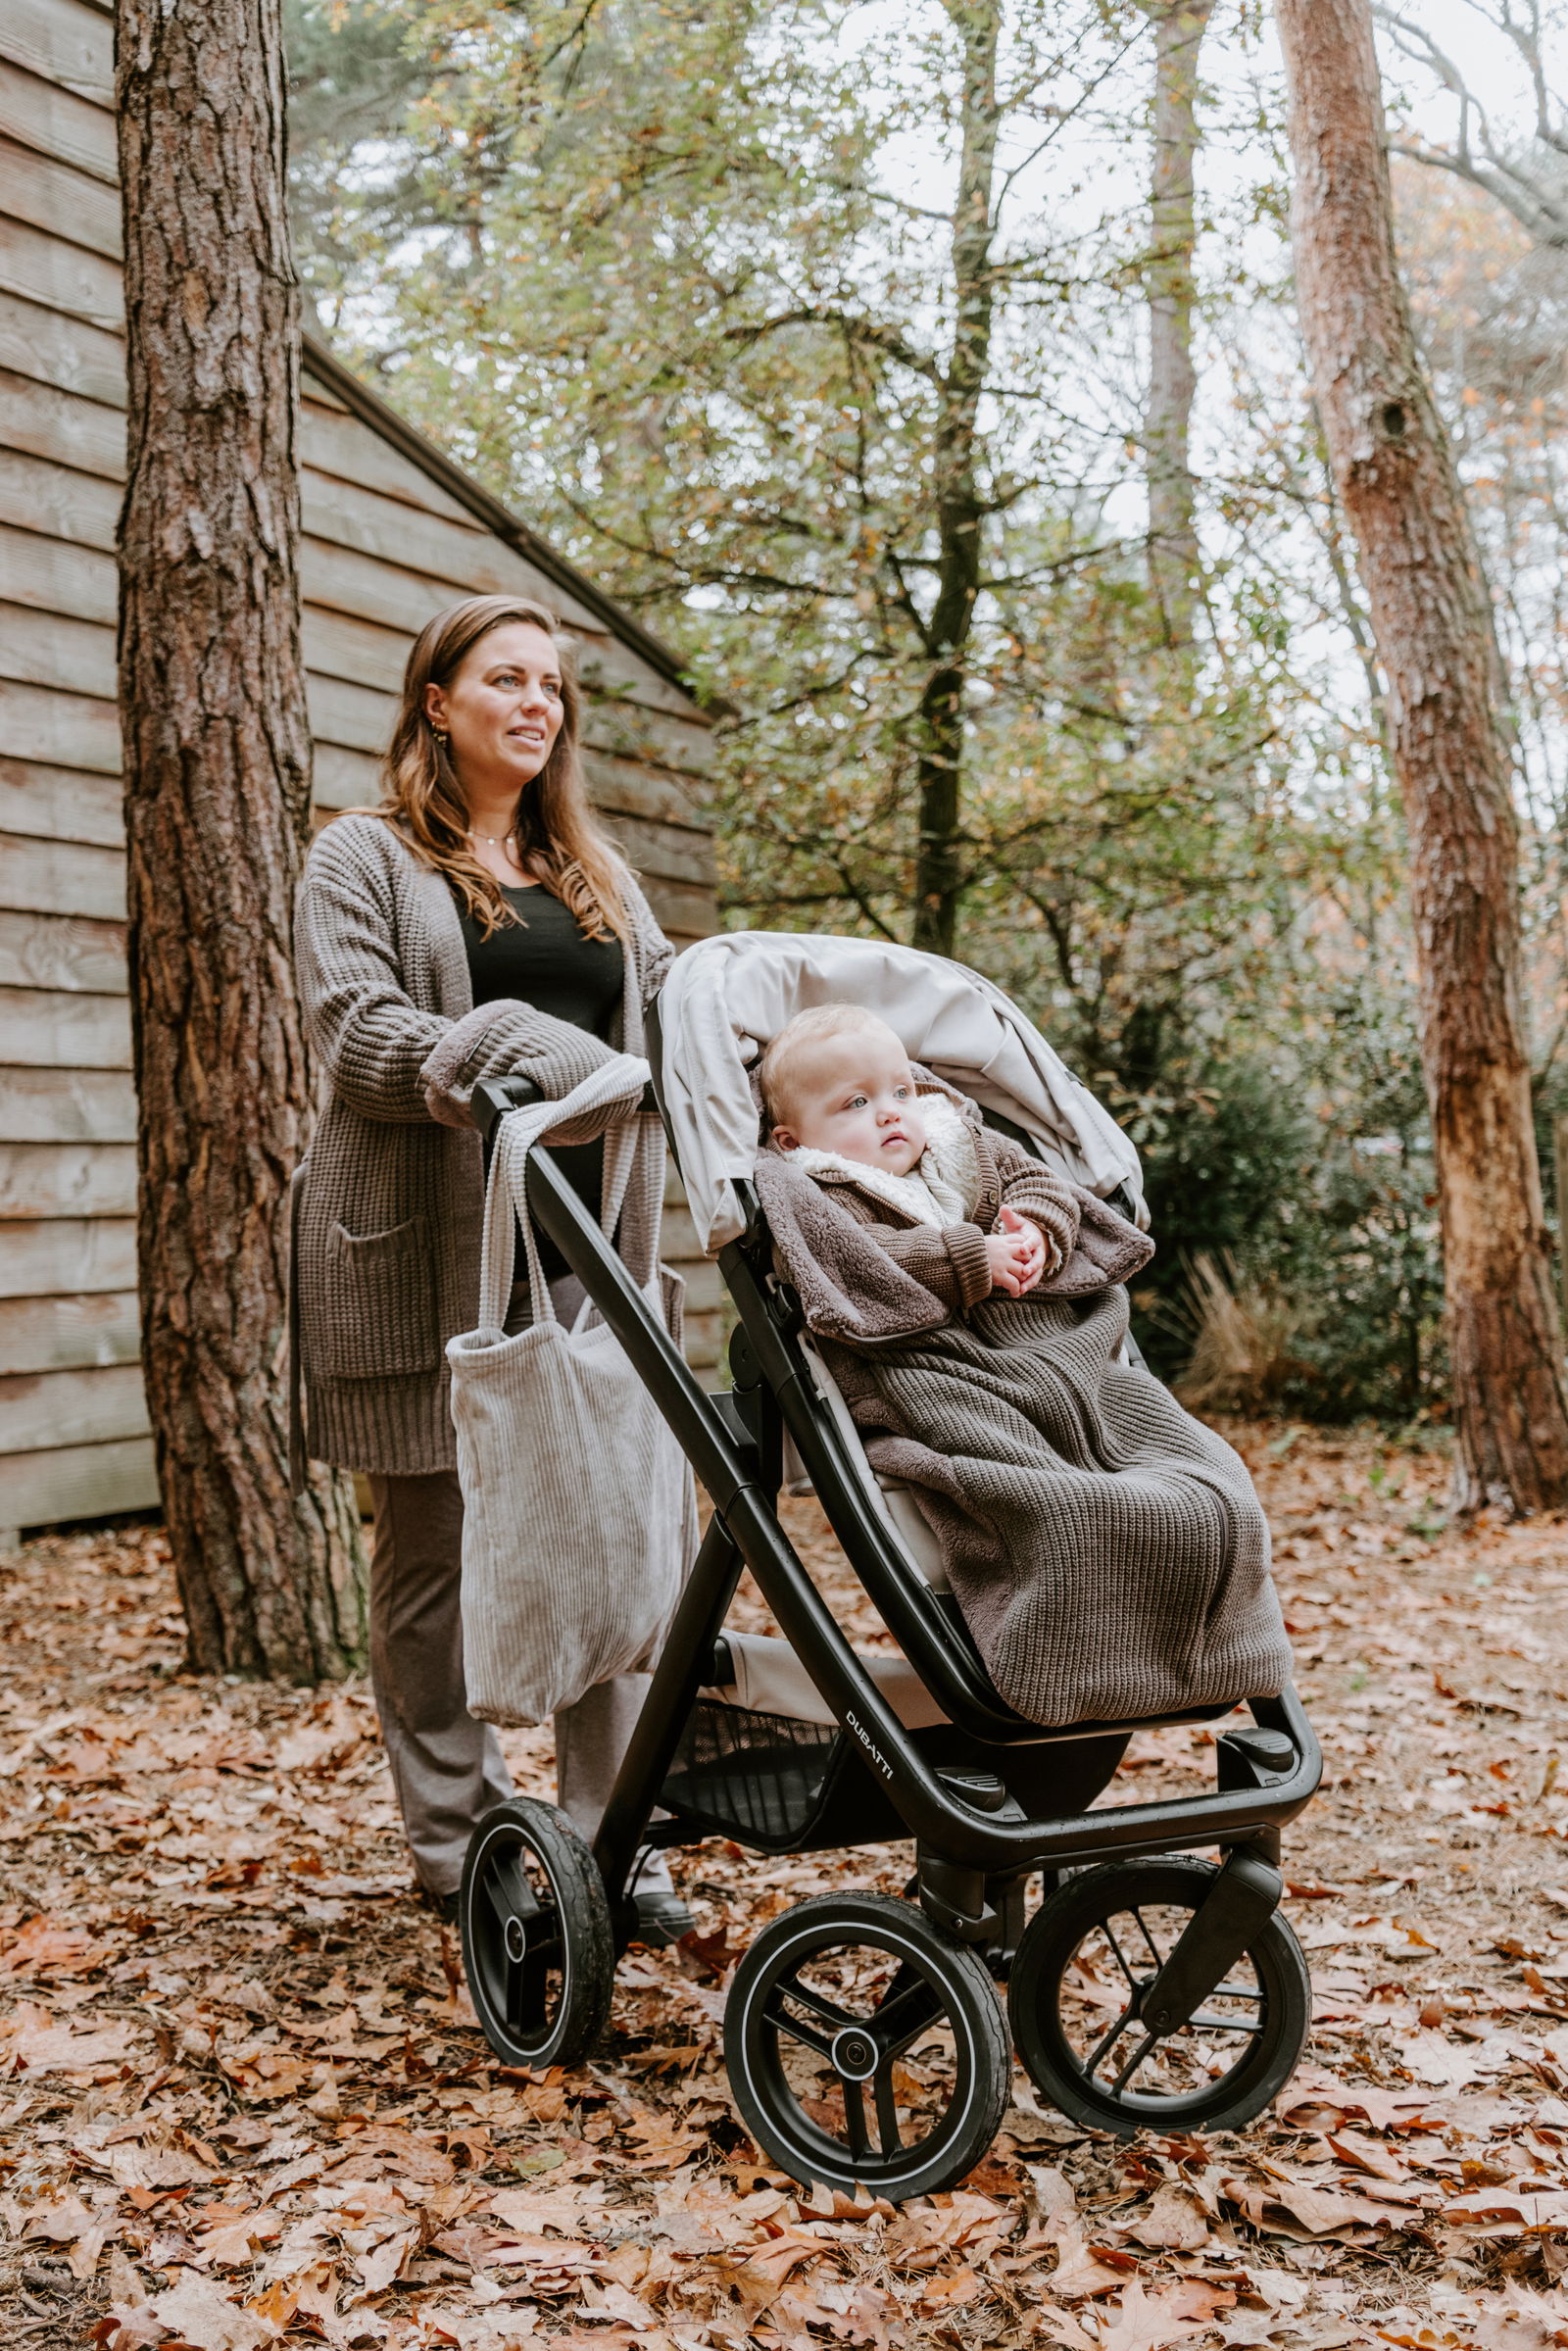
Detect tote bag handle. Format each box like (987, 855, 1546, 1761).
(475, 1054, 654, 1331)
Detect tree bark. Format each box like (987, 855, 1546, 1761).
(911, 0, 1001, 960)
(1276, 0, 1568, 1514)
(1144, 0, 1212, 648)
(116, 0, 367, 1671)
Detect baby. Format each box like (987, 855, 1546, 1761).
(759, 1003, 1079, 1313)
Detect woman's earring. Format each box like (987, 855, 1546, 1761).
(431, 723, 449, 746)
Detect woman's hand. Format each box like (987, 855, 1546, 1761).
(985, 1205, 1048, 1296)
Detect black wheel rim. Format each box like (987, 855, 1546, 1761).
(1049, 1894, 1270, 2122)
(737, 1921, 979, 2185)
(467, 1825, 570, 2058)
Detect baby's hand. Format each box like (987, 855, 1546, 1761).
(985, 1207, 1045, 1297)
(984, 1232, 1026, 1295)
(986, 1205, 1046, 1297)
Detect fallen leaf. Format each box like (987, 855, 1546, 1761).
(1121, 2181, 1210, 2252)
(25, 2189, 100, 2241)
(0, 2002, 135, 2075)
(1327, 2127, 1410, 2183)
(1226, 2172, 1400, 2239)
(1398, 2030, 1490, 2089)
(1098, 2278, 1226, 2350)
(93, 2309, 167, 2351)
(917, 2264, 985, 2311)
(1445, 2186, 1568, 2231)
(150, 2268, 278, 2349)
(1028, 2305, 1101, 2350)
(712, 2226, 828, 2313)
(0, 1916, 112, 1978)
(356, 2223, 418, 2293)
(1468, 2280, 1568, 2348)
(201, 2207, 284, 2267)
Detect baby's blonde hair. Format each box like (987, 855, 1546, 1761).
(758, 1003, 906, 1129)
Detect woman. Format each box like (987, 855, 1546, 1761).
(292, 592, 693, 1940)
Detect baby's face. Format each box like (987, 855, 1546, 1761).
(773, 1027, 927, 1176)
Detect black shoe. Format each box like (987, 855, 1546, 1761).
(418, 1885, 460, 1926)
(633, 1889, 696, 1947)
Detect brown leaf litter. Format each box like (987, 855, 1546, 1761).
(3, 1425, 1568, 2346)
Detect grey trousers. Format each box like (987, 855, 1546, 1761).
(367, 1467, 668, 1898)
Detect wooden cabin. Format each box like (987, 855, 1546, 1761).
(0, 0, 720, 1540)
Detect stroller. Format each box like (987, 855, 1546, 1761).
(460, 933, 1320, 2199)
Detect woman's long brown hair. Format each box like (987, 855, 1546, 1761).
(374, 594, 629, 942)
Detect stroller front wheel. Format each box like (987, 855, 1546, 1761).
(461, 1799, 614, 2070)
(1007, 1855, 1311, 2136)
(724, 1891, 1011, 2201)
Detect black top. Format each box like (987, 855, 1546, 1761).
(457, 882, 625, 1282)
(460, 882, 625, 1033)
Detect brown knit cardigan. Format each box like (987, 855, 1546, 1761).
(291, 813, 673, 1477)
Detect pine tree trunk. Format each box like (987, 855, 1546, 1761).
(1276, 0, 1568, 1513)
(1145, 0, 1212, 647)
(912, 0, 1001, 959)
(116, 0, 368, 1670)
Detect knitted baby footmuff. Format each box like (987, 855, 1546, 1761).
(448, 1055, 696, 1727)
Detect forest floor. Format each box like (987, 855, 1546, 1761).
(5, 1425, 1568, 2350)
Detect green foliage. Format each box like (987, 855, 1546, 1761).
(281, 0, 1310, 936)
(1134, 1058, 1314, 1375)
(283, 0, 435, 310)
(1130, 991, 1446, 1426)
(278, 0, 1544, 1425)
(1285, 990, 1444, 1424)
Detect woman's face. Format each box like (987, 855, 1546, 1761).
(423, 620, 565, 801)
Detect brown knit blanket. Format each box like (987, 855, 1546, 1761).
(755, 1152, 1291, 1729)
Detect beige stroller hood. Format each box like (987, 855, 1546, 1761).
(657, 930, 1146, 1255)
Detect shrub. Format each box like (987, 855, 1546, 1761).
(1164, 1250, 1306, 1416)
(1129, 1004, 1446, 1425)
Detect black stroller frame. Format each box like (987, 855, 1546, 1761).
(460, 1011, 1322, 2196)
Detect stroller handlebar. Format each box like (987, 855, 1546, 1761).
(471, 1071, 660, 1146)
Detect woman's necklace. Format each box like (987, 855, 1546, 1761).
(467, 827, 534, 884)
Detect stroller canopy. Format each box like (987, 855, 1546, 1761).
(657, 931, 1146, 1255)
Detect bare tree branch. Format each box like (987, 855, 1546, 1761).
(722, 307, 942, 384)
(1375, 2, 1568, 245)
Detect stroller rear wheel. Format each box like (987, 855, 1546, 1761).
(724, 1892, 1010, 2200)
(461, 1799, 614, 2070)
(1008, 1856, 1310, 2135)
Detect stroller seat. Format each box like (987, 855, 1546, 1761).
(795, 1335, 951, 1591)
(701, 1628, 949, 1731)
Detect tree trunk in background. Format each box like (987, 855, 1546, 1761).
(1276, 0, 1568, 1514)
(116, 0, 367, 1672)
(912, 0, 1001, 959)
(1145, 0, 1212, 647)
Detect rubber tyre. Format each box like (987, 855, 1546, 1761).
(1008, 1856, 1310, 2136)
(724, 1891, 1011, 2200)
(461, 1798, 614, 2069)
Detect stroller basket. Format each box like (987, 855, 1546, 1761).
(661, 1699, 837, 1844)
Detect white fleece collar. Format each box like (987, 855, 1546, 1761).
(785, 1092, 980, 1227)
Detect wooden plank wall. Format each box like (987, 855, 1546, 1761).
(0, 0, 720, 1536)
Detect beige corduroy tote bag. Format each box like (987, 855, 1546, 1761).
(449, 1055, 696, 1728)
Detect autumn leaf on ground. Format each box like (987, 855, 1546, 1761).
(9, 1443, 1568, 2350)
(1097, 2278, 1230, 2350)
(149, 2268, 279, 2349)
